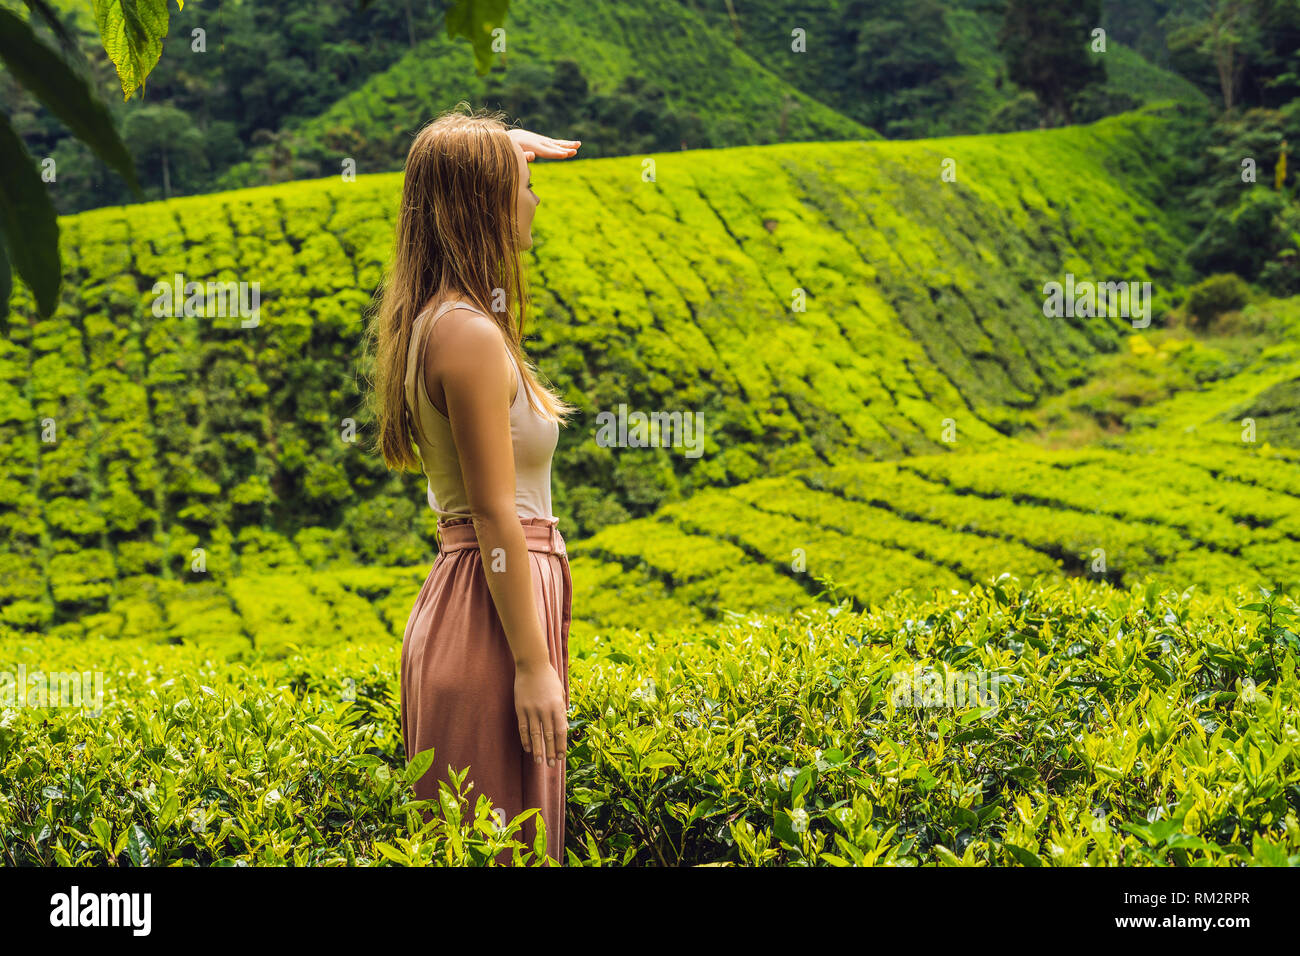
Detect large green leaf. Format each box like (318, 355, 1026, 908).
(0, 110, 59, 318)
(92, 0, 181, 100)
(444, 0, 510, 74)
(404, 747, 437, 785)
(126, 823, 154, 866)
(0, 9, 138, 191)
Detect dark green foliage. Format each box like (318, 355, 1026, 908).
(997, 0, 1106, 126)
(1165, 0, 1300, 111)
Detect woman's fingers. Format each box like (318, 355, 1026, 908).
(529, 714, 546, 766)
(525, 709, 567, 766)
(532, 138, 581, 158)
(509, 128, 581, 153)
(516, 682, 568, 767)
(553, 707, 568, 762)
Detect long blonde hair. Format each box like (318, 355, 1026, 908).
(364, 105, 575, 473)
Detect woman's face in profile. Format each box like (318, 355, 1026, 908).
(514, 140, 539, 250)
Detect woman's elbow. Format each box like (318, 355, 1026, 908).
(470, 503, 521, 534)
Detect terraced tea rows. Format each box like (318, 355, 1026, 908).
(1121, 298, 1300, 452)
(32, 436, 1292, 652)
(571, 442, 1300, 629)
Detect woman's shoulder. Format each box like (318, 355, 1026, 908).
(435, 304, 506, 345)
(421, 299, 517, 389)
(419, 293, 488, 325)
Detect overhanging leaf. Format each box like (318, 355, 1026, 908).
(445, 0, 510, 74)
(92, 0, 181, 100)
(0, 110, 60, 317)
(0, 9, 139, 191)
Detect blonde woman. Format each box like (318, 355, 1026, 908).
(367, 107, 581, 865)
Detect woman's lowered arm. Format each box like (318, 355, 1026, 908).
(432, 312, 568, 767)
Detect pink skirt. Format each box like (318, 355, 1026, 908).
(399, 515, 572, 865)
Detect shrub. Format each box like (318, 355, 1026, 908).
(1184, 273, 1252, 331)
(4, 577, 1295, 866)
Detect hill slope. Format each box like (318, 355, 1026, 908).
(27, 436, 1295, 648)
(669, 0, 1207, 138)
(255, 0, 1208, 183)
(219, 0, 877, 186)
(1, 108, 1204, 637)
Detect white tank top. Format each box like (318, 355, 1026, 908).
(403, 299, 559, 520)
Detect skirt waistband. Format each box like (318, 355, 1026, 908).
(436, 515, 566, 557)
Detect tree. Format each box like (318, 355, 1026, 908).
(998, 0, 1106, 127)
(1165, 0, 1298, 112)
(1180, 0, 1254, 110)
(123, 103, 207, 199)
(840, 0, 965, 138)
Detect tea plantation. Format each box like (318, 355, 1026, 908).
(1, 106, 1194, 637)
(2, 105, 1299, 865)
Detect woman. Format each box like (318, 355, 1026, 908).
(366, 106, 581, 865)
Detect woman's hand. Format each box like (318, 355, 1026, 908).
(506, 127, 581, 162)
(514, 657, 568, 767)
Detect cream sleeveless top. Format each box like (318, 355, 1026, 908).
(404, 299, 559, 521)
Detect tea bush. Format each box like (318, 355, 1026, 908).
(565, 578, 1300, 865)
(2, 577, 1297, 866)
(0, 638, 554, 866)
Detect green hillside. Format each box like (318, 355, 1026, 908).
(672, 0, 1206, 138)
(0, 108, 1205, 640)
(219, 0, 876, 187)
(256, 0, 1208, 184)
(567, 295, 1300, 637)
